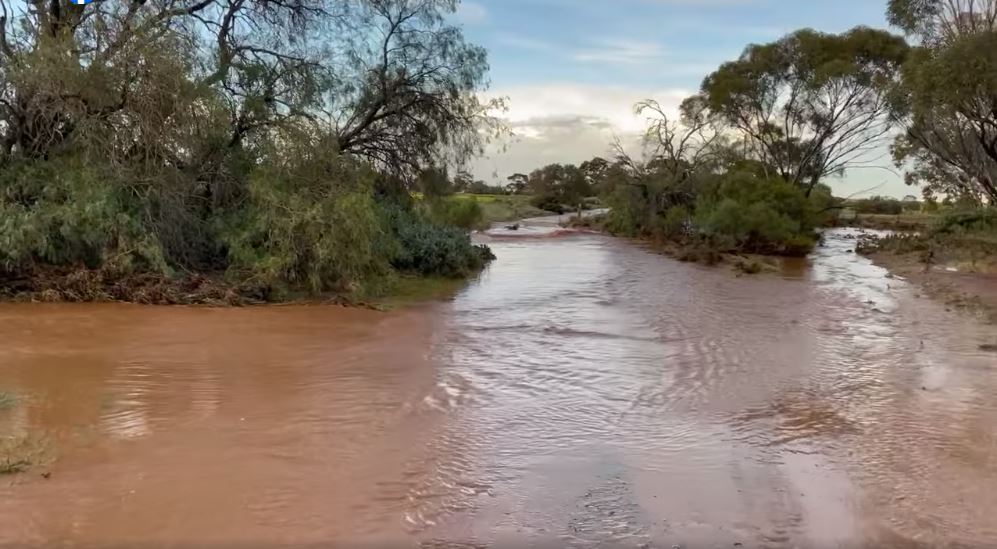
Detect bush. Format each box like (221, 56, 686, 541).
(694, 173, 817, 256)
(652, 205, 692, 241)
(387, 206, 494, 278)
(851, 196, 904, 215)
(530, 194, 566, 214)
(425, 197, 485, 230)
(0, 157, 170, 275)
(603, 185, 646, 236)
(0, 149, 494, 302)
(934, 208, 997, 235)
(218, 154, 399, 296)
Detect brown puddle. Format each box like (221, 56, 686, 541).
(1, 227, 996, 547)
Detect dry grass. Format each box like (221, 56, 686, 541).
(0, 434, 51, 476)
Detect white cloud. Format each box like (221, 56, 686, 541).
(470, 84, 690, 180)
(573, 40, 667, 65)
(490, 83, 689, 134)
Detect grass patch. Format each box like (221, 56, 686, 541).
(0, 458, 30, 475)
(429, 193, 596, 226)
(734, 258, 764, 275)
(374, 275, 471, 309)
(861, 209, 997, 271)
(0, 392, 16, 410)
(0, 434, 50, 476)
(455, 194, 548, 225)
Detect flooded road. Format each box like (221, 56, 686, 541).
(1, 222, 996, 547)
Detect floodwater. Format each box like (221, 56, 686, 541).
(1, 220, 996, 548)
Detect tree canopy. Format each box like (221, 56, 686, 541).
(699, 27, 909, 195)
(887, 0, 997, 43)
(888, 1, 997, 202)
(0, 0, 496, 175)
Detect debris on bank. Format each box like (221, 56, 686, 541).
(0, 267, 264, 306)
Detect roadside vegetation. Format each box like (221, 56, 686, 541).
(0, 391, 15, 410)
(0, 0, 499, 304)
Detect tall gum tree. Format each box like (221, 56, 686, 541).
(698, 27, 909, 196)
(0, 0, 498, 176)
(888, 0, 997, 202)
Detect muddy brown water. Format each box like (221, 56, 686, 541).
(1, 222, 996, 548)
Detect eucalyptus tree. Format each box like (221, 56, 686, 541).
(888, 0, 997, 202)
(698, 27, 909, 196)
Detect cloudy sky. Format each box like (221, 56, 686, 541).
(453, 0, 914, 198)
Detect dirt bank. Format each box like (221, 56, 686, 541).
(0, 267, 251, 305)
(863, 250, 997, 328)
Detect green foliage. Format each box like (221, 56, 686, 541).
(887, 0, 997, 43)
(601, 156, 821, 257)
(850, 196, 906, 215)
(657, 206, 693, 240)
(935, 208, 997, 236)
(530, 195, 568, 215)
(0, 0, 497, 302)
(219, 159, 396, 296)
(603, 184, 647, 237)
(0, 157, 169, 275)
(700, 27, 909, 193)
(526, 164, 593, 211)
(694, 174, 817, 256)
(425, 197, 486, 231)
(867, 208, 997, 265)
(467, 194, 549, 225)
(386, 207, 494, 278)
(418, 168, 455, 198)
(0, 392, 15, 410)
(891, 31, 997, 202)
(466, 181, 508, 195)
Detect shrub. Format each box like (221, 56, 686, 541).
(387, 206, 494, 278)
(219, 160, 396, 296)
(603, 186, 647, 237)
(694, 173, 817, 255)
(851, 196, 904, 215)
(934, 208, 997, 235)
(652, 205, 692, 241)
(425, 197, 485, 230)
(0, 157, 170, 275)
(530, 195, 566, 214)
(0, 141, 494, 302)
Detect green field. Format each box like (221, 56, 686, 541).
(450, 194, 549, 225)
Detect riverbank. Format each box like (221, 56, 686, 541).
(851, 210, 997, 329)
(858, 238, 997, 327)
(0, 266, 485, 308)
